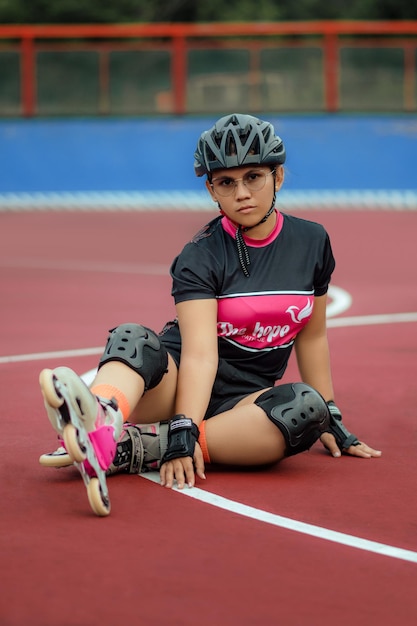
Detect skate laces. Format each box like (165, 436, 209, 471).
(92, 395, 123, 443)
(94, 396, 118, 424)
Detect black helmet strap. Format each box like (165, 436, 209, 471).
(234, 188, 276, 277)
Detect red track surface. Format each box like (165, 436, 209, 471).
(1, 209, 417, 626)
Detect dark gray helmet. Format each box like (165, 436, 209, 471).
(194, 113, 286, 177)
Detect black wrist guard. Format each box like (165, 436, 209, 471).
(160, 415, 200, 465)
(326, 401, 360, 450)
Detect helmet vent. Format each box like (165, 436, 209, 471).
(238, 128, 251, 146)
(213, 131, 222, 149)
(225, 131, 237, 156)
(205, 144, 217, 163)
(247, 135, 260, 157)
(262, 127, 271, 142)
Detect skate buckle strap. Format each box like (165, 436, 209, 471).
(160, 415, 199, 465)
(326, 401, 360, 450)
(98, 396, 119, 411)
(88, 426, 118, 470)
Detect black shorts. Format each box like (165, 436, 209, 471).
(160, 321, 273, 420)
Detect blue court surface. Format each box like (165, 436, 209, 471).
(0, 115, 416, 209)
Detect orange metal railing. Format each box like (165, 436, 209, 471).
(0, 21, 416, 116)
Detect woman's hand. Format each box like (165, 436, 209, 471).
(160, 442, 206, 489)
(320, 432, 382, 459)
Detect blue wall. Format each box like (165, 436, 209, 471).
(0, 116, 416, 194)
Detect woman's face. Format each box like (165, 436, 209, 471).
(206, 165, 284, 234)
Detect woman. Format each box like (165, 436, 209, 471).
(40, 114, 381, 515)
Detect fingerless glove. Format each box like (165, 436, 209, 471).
(160, 415, 200, 465)
(326, 401, 360, 450)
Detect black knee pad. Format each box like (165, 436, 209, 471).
(98, 324, 168, 391)
(255, 383, 330, 456)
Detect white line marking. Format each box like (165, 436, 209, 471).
(327, 285, 352, 317)
(141, 472, 417, 564)
(327, 312, 417, 327)
(0, 347, 104, 364)
(0, 311, 416, 365)
(0, 257, 168, 275)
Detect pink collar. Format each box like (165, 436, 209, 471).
(221, 210, 283, 248)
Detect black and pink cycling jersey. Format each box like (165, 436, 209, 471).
(162, 210, 335, 386)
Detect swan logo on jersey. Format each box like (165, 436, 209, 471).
(286, 298, 313, 324)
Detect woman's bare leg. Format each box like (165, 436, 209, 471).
(204, 391, 287, 466)
(91, 353, 178, 424)
(92, 364, 286, 466)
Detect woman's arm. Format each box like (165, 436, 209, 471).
(174, 298, 219, 425)
(294, 294, 334, 401)
(295, 293, 381, 459)
(160, 298, 218, 489)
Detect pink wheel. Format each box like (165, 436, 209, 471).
(63, 424, 86, 463)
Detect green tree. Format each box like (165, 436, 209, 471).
(0, 0, 416, 23)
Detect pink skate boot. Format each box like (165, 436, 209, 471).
(39, 366, 123, 516)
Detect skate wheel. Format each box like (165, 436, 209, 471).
(39, 369, 64, 408)
(39, 447, 72, 468)
(63, 424, 86, 463)
(87, 478, 111, 517)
